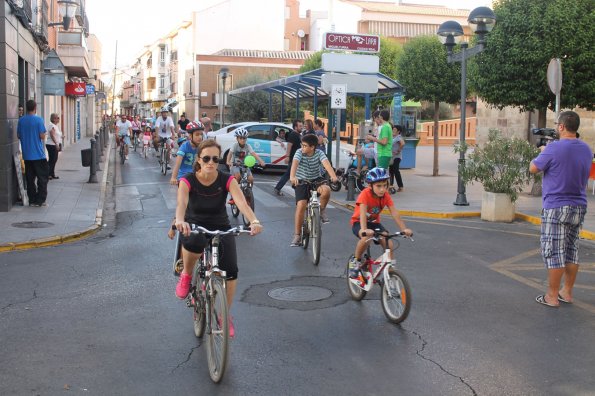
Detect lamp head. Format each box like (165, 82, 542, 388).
(57, 0, 78, 30)
(468, 6, 496, 44)
(437, 20, 464, 54)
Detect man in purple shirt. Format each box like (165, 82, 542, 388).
(530, 111, 592, 307)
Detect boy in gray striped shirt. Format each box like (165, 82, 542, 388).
(289, 134, 338, 246)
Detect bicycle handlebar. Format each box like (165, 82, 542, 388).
(362, 229, 414, 241)
(172, 224, 253, 236)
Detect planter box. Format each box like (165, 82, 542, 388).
(481, 191, 515, 222)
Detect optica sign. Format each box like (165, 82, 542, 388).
(323, 32, 380, 53)
(65, 82, 87, 96)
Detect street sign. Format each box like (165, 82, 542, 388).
(86, 84, 95, 95)
(547, 58, 562, 120)
(330, 84, 347, 109)
(322, 74, 378, 94)
(323, 32, 380, 53)
(547, 58, 562, 95)
(321, 53, 379, 74)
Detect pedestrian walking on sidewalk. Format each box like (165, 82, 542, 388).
(46, 113, 63, 180)
(530, 111, 592, 307)
(17, 99, 49, 207)
(389, 124, 404, 194)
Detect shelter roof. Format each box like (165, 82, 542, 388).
(229, 68, 404, 99)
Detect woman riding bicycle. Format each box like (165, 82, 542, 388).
(174, 139, 263, 336)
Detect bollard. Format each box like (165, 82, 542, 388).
(88, 138, 98, 183)
(98, 130, 103, 155)
(94, 133, 102, 171)
(346, 170, 356, 201)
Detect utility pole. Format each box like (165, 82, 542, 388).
(111, 41, 118, 117)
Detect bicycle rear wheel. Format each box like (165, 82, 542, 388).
(346, 255, 367, 301)
(311, 206, 321, 265)
(355, 170, 367, 192)
(241, 187, 255, 226)
(206, 276, 229, 383)
(381, 267, 411, 324)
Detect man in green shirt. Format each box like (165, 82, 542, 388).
(367, 109, 392, 169)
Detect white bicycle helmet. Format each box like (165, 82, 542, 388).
(234, 127, 249, 138)
(160, 106, 169, 113)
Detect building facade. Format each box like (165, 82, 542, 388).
(0, 0, 101, 212)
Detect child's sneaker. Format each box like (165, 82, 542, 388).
(175, 273, 192, 299)
(348, 256, 361, 279)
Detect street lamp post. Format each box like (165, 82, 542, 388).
(219, 67, 229, 128)
(48, 0, 79, 30)
(437, 7, 496, 206)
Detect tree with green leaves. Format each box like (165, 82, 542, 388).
(396, 36, 460, 176)
(229, 72, 281, 123)
(470, 0, 595, 126)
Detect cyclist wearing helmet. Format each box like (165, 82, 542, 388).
(226, 127, 266, 185)
(170, 121, 205, 184)
(155, 107, 175, 139)
(155, 107, 175, 164)
(115, 114, 132, 160)
(348, 167, 413, 282)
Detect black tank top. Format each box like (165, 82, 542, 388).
(181, 171, 233, 229)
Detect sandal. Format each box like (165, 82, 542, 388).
(558, 294, 572, 304)
(535, 294, 558, 308)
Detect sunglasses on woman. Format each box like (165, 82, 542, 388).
(200, 155, 220, 163)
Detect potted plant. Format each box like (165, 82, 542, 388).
(454, 129, 540, 222)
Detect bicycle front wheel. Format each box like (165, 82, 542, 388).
(120, 145, 125, 164)
(311, 206, 321, 265)
(346, 255, 367, 301)
(301, 217, 309, 250)
(206, 276, 229, 383)
(160, 149, 167, 175)
(241, 187, 255, 226)
(381, 267, 412, 324)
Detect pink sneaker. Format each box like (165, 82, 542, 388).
(217, 314, 235, 338)
(229, 316, 235, 338)
(175, 273, 192, 299)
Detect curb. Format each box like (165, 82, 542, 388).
(0, 135, 113, 253)
(330, 199, 595, 241)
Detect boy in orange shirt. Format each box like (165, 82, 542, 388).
(349, 167, 413, 280)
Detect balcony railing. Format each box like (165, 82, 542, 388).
(33, 0, 49, 44)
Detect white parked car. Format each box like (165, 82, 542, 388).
(207, 122, 250, 139)
(214, 122, 294, 170)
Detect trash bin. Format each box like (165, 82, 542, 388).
(81, 148, 92, 167)
(400, 138, 419, 169)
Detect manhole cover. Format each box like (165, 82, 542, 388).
(12, 221, 54, 229)
(268, 286, 332, 302)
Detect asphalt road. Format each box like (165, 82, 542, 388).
(1, 148, 595, 395)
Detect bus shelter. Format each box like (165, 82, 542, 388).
(228, 68, 404, 122)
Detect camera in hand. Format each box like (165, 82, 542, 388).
(532, 128, 558, 147)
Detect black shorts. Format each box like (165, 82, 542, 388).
(352, 222, 387, 239)
(180, 231, 238, 280)
(294, 177, 326, 203)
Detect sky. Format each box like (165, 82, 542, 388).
(88, 0, 491, 73)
